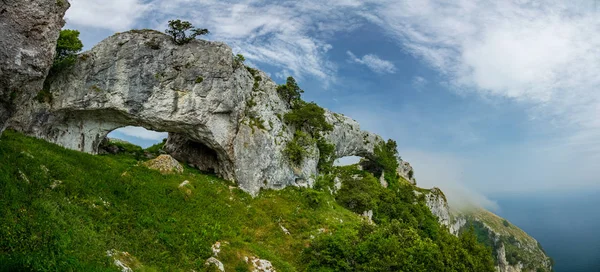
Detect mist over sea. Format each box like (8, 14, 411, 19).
(491, 189, 600, 272)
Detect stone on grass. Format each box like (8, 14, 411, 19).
(144, 155, 183, 174)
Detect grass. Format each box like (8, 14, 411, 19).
(0, 130, 362, 271)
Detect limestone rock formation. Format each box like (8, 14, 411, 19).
(397, 160, 416, 185)
(424, 187, 453, 232)
(10, 30, 384, 195)
(456, 209, 554, 272)
(422, 193, 553, 272)
(0, 0, 69, 133)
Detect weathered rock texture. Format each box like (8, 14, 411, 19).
(397, 160, 416, 185)
(424, 187, 453, 232)
(144, 155, 184, 174)
(10, 30, 384, 195)
(0, 0, 69, 133)
(422, 189, 552, 272)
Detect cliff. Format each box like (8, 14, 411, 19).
(0, 0, 68, 133)
(423, 188, 553, 272)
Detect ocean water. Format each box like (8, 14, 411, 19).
(491, 190, 600, 272)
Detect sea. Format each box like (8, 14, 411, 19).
(491, 189, 600, 272)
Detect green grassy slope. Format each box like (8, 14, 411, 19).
(0, 130, 495, 271)
(0, 130, 361, 271)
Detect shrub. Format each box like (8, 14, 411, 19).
(316, 137, 335, 173)
(303, 220, 495, 272)
(165, 19, 209, 45)
(335, 171, 380, 213)
(52, 29, 83, 73)
(283, 131, 314, 165)
(284, 101, 333, 137)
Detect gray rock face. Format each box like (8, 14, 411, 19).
(424, 187, 453, 231)
(10, 30, 385, 195)
(397, 160, 416, 185)
(0, 0, 68, 133)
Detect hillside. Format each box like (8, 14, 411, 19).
(0, 130, 496, 271)
(452, 208, 554, 272)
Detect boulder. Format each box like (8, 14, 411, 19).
(144, 154, 183, 173)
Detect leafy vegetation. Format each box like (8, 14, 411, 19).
(0, 130, 497, 271)
(305, 165, 496, 271)
(283, 131, 314, 166)
(284, 101, 333, 137)
(37, 29, 83, 104)
(165, 19, 209, 45)
(459, 209, 554, 271)
(277, 77, 334, 171)
(276, 77, 304, 107)
(52, 29, 84, 72)
(0, 130, 363, 271)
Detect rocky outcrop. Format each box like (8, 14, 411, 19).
(9, 30, 384, 195)
(397, 160, 416, 185)
(451, 209, 554, 272)
(0, 0, 69, 133)
(424, 187, 453, 231)
(422, 188, 553, 271)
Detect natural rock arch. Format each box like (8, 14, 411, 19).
(10, 29, 400, 195)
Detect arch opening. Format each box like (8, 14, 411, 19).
(99, 126, 221, 176)
(108, 126, 168, 148)
(334, 156, 362, 166)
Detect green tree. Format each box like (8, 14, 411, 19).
(165, 19, 209, 45)
(52, 29, 83, 71)
(276, 76, 304, 106)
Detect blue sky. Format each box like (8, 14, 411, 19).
(65, 0, 600, 208)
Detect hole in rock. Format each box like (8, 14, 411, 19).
(98, 126, 168, 158)
(334, 156, 362, 166)
(107, 126, 167, 148)
(101, 126, 222, 176)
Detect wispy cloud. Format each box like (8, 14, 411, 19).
(65, 0, 150, 31)
(362, 0, 600, 150)
(347, 51, 397, 74)
(143, 0, 370, 82)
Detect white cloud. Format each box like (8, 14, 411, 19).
(412, 76, 428, 89)
(65, 0, 150, 31)
(361, 0, 600, 150)
(347, 51, 397, 74)
(143, 0, 369, 82)
(112, 126, 168, 141)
